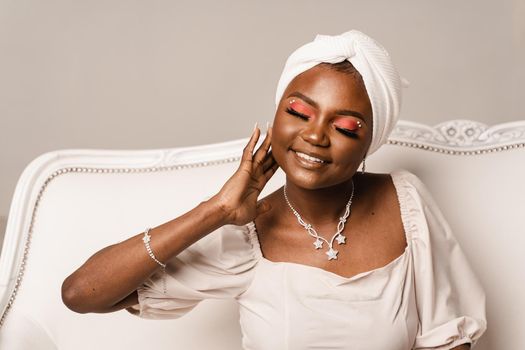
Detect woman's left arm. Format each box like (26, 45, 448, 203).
(401, 171, 487, 349)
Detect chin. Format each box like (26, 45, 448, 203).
(285, 166, 356, 192)
(283, 171, 333, 190)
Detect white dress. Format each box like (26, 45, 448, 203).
(129, 169, 487, 349)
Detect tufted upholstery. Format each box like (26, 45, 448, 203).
(0, 120, 524, 349)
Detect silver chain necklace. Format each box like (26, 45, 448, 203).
(283, 180, 355, 261)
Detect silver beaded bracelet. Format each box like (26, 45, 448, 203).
(142, 228, 167, 268)
(142, 228, 167, 294)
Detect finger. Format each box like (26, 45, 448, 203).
(241, 124, 260, 165)
(262, 160, 280, 183)
(253, 141, 273, 179)
(253, 125, 272, 167)
(253, 126, 271, 162)
(261, 149, 276, 172)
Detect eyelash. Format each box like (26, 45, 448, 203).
(285, 107, 358, 139)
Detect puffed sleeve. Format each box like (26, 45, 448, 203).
(399, 170, 487, 349)
(127, 223, 258, 320)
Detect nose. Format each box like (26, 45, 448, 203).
(300, 120, 330, 147)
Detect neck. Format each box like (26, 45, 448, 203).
(283, 176, 357, 226)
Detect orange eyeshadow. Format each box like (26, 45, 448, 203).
(334, 118, 360, 131)
(290, 101, 314, 117)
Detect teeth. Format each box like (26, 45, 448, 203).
(295, 151, 325, 163)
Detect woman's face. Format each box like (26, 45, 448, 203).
(271, 64, 373, 190)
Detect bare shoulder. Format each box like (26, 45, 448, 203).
(354, 172, 407, 252)
(354, 172, 398, 206)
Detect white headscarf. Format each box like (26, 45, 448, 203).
(275, 30, 406, 156)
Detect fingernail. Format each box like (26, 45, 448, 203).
(253, 122, 258, 132)
(266, 121, 269, 131)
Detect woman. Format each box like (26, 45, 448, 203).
(62, 30, 487, 349)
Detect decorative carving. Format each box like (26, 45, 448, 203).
(388, 120, 525, 154)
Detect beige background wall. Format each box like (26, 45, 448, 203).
(1, 0, 524, 245)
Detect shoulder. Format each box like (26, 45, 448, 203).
(354, 170, 424, 229)
(353, 172, 408, 253)
(389, 169, 428, 190)
(353, 172, 401, 224)
(355, 169, 421, 190)
(363, 169, 439, 217)
(387, 169, 437, 207)
(354, 171, 398, 206)
(360, 169, 433, 205)
(358, 171, 393, 188)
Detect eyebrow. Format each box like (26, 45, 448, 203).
(287, 91, 367, 121)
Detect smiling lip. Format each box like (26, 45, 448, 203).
(291, 149, 331, 163)
(292, 150, 330, 169)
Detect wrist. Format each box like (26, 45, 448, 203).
(202, 194, 233, 226)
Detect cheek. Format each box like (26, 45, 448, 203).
(272, 115, 295, 142)
(270, 120, 297, 168)
(270, 120, 287, 153)
(338, 148, 362, 164)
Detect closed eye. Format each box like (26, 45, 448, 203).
(286, 107, 309, 120)
(335, 127, 359, 139)
(286, 107, 359, 139)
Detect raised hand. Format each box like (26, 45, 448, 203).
(213, 123, 280, 226)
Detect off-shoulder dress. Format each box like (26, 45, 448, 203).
(129, 169, 487, 350)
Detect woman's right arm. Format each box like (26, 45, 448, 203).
(61, 123, 279, 314)
(61, 196, 230, 314)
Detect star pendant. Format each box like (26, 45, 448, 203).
(313, 239, 323, 249)
(326, 248, 338, 260)
(142, 233, 151, 243)
(335, 234, 346, 244)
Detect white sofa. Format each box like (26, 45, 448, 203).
(0, 119, 524, 349)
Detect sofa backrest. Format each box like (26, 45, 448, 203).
(1, 119, 524, 349)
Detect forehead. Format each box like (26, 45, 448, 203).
(283, 64, 372, 121)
